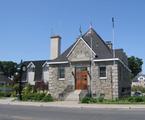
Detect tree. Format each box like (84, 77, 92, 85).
(0, 61, 17, 77)
(128, 56, 143, 77)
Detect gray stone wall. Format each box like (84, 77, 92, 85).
(91, 62, 118, 99)
(48, 37, 131, 100)
(48, 64, 77, 99)
(112, 64, 119, 99)
(68, 39, 95, 61)
(48, 60, 131, 100)
(49, 65, 68, 99)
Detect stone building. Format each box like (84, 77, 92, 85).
(22, 28, 131, 100)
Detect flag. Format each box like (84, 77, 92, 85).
(112, 17, 114, 28)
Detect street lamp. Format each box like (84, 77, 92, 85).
(17, 60, 26, 100)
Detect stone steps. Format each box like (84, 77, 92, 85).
(65, 90, 88, 101)
(65, 90, 81, 101)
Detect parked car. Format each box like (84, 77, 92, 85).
(133, 91, 143, 96)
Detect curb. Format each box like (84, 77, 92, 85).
(1, 101, 145, 110)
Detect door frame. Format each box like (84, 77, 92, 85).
(75, 66, 88, 90)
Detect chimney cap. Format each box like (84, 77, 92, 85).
(50, 35, 61, 39)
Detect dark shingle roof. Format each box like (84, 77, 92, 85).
(52, 28, 113, 62)
(22, 60, 50, 82)
(82, 28, 113, 59)
(33, 60, 46, 81)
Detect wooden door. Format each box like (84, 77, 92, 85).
(75, 67, 88, 90)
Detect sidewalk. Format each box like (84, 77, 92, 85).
(1, 98, 145, 109)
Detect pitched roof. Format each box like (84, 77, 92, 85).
(132, 73, 145, 82)
(82, 28, 113, 59)
(22, 60, 49, 81)
(52, 28, 113, 62)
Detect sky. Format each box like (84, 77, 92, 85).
(0, 0, 145, 72)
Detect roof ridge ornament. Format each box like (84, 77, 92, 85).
(79, 25, 82, 37)
(89, 22, 93, 29)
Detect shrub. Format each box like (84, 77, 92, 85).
(22, 92, 53, 102)
(0, 92, 4, 97)
(98, 97, 104, 102)
(42, 94, 53, 102)
(132, 86, 145, 93)
(127, 97, 135, 102)
(0, 91, 11, 97)
(81, 97, 92, 103)
(134, 97, 144, 102)
(81, 96, 145, 104)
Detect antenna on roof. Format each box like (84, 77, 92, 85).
(112, 17, 116, 64)
(79, 25, 82, 37)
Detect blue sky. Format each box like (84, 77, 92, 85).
(0, 0, 145, 72)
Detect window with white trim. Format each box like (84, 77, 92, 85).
(58, 66, 65, 79)
(99, 66, 106, 78)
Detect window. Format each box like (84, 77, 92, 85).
(58, 66, 65, 79)
(99, 66, 106, 78)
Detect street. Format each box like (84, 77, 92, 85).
(0, 104, 145, 120)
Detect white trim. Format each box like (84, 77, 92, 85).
(27, 62, 35, 68)
(66, 37, 96, 57)
(48, 61, 68, 64)
(99, 77, 107, 80)
(93, 58, 119, 62)
(99, 65, 107, 79)
(42, 61, 49, 67)
(58, 78, 65, 81)
(93, 58, 131, 72)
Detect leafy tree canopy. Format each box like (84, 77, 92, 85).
(128, 56, 143, 77)
(0, 61, 17, 77)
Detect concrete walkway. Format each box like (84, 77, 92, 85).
(1, 97, 145, 109)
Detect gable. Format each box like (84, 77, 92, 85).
(138, 76, 145, 81)
(83, 28, 113, 59)
(68, 38, 95, 61)
(50, 28, 123, 63)
(27, 62, 35, 69)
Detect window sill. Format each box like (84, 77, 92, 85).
(59, 78, 65, 81)
(99, 77, 107, 80)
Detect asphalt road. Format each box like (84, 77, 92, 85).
(0, 104, 145, 120)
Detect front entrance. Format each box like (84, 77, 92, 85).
(75, 67, 88, 90)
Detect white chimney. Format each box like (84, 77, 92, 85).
(50, 35, 61, 59)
